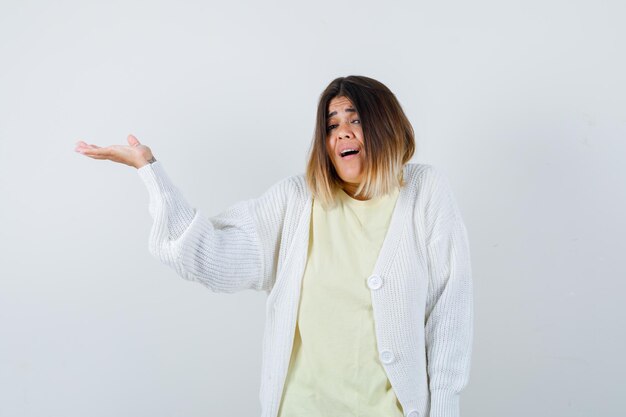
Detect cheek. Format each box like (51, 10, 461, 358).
(326, 137, 335, 155)
(356, 128, 365, 143)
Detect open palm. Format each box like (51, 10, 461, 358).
(75, 134, 154, 169)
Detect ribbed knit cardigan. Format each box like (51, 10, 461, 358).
(136, 160, 474, 417)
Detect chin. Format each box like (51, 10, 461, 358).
(334, 164, 363, 184)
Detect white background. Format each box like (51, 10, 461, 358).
(1, 0, 624, 416)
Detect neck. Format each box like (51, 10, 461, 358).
(342, 183, 369, 201)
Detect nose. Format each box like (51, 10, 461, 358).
(336, 122, 353, 139)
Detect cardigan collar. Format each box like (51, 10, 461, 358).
(289, 163, 416, 279)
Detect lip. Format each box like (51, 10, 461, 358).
(337, 145, 361, 158)
(341, 152, 360, 161)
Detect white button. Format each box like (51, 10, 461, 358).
(367, 274, 383, 290)
(380, 349, 395, 364)
(406, 410, 419, 417)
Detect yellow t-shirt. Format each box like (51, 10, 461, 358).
(278, 185, 403, 417)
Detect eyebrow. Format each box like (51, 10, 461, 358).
(327, 107, 357, 119)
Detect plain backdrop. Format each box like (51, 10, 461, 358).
(1, 0, 625, 416)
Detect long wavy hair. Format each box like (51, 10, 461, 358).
(305, 75, 416, 210)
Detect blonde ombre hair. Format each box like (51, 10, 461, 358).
(305, 75, 416, 210)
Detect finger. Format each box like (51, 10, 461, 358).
(78, 150, 107, 159)
(76, 144, 93, 153)
(81, 146, 110, 156)
(85, 154, 108, 160)
(75, 140, 99, 148)
(76, 144, 94, 152)
(127, 134, 140, 147)
(75, 141, 90, 151)
(76, 143, 99, 151)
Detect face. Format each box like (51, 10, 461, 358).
(325, 96, 365, 191)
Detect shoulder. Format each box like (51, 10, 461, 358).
(403, 162, 451, 192)
(272, 173, 309, 203)
(404, 162, 463, 223)
(249, 172, 309, 209)
(284, 173, 309, 198)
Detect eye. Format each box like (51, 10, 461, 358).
(352, 119, 361, 124)
(326, 124, 338, 132)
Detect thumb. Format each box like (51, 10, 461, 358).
(127, 134, 140, 147)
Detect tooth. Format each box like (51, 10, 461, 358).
(341, 149, 359, 157)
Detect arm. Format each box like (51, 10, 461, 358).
(137, 160, 290, 293)
(423, 167, 474, 417)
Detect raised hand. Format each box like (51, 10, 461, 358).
(74, 134, 156, 169)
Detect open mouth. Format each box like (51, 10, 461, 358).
(340, 149, 360, 158)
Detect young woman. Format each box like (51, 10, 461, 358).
(75, 75, 473, 417)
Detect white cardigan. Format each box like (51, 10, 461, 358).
(137, 161, 474, 417)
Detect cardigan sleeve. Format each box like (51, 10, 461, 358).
(137, 160, 291, 293)
(423, 166, 474, 417)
